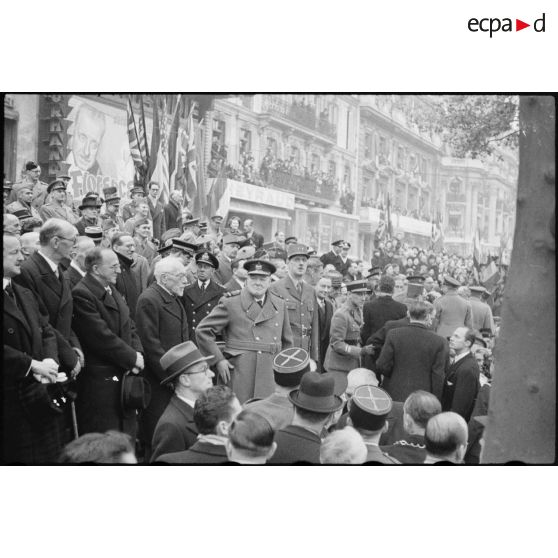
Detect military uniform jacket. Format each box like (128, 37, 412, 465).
(39, 202, 78, 224)
(269, 275, 319, 361)
(195, 288, 294, 403)
(244, 393, 294, 431)
(134, 237, 157, 265)
(182, 279, 225, 334)
(323, 302, 363, 374)
(441, 352, 480, 422)
(214, 253, 233, 285)
(268, 425, 322, 464)
(6, 200, 42, 221)
(433, 291, 473, 338)
(15, 252, 80, 372)
(364, 443, 400, 464)
(3, 282, 63, 464)
(469, 297, 495, 335)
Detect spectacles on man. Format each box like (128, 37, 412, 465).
(187, 364, 210, 376)
(56, 235, 77, 243)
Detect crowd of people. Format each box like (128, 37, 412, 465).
(3, 161, 500, 465)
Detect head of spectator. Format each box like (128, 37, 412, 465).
(3, 213, 21, 237)
(345, 368, 378, 400)
(243, 219, 256, 234)
(289, 371, 343, 435)
(154, 257, 188, 297)
(133, 218, 152, 241)
(378, 275, 396, 297)
(392, 263, 400, 276)
(228, 216, 241, 233)
(449, 327, 476, 358)
(285, 236, 298, 246)
(112, 232, 136, 261)
(408, 299, 434, 327)
(70, 104, 106, 172)
(58, 431, 136, 464)
(20, 218, 42, 235)
(424, 412, 468, 464)
(14, 183, 34, 207)
(19, 232, 40, 259)
(274, 230, 286, 246)
(169, 189, 183, 207)
(101, 218, 119, 243)
(320, 426, 367, 464)
(70, 236, 95, 272)
(147, 181, 160, 203)
(129, 186, 145, 202)
(383, 263, 394, 277)
(85, 247, 121, 286)
(423, 276, 435, 292)
(323, 263, 336, 275)
(38, 218, 79, 265)
(315, 276, 332, 302)
(103, 188, 121, 217)
(48, 179, 68, 206)
(244, 259, 275, 298)
(330, 239, 344, 255)
(134, 198, 150, 220)
(222, 234, 242, 260)
(79, 194, 102, 222)
(346, 261, 359, 279)
(457, 286, 471, 300)
(169, 238, 195, 266)
(403, 390, 442, 437)
(23, 161, 41, 184)
(4, 233, 25, 279)
(287, 244, 309, 280)
(195, 251, 218, 283)
(226, 410, 276, 464)
(270, 257, 287, 279)
(394, 274, 406, 296)
(231, 258, 248, 286)
(193, 385, 242, 440)
(347, 385, 392, 445)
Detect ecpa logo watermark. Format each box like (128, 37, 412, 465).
(468, 13, 546, 37)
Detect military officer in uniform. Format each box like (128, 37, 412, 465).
(433, 276, 473, 338)
(39, 180, 78, 224)
(347, 385, 400, 464)
(182, 251, 225, 335)
(195, 259, 294, 403)
(269, 243, 320, 365)
(320, 239, 344, 274)
(469, 285, 495, 335)
(324, 280, 375, 395)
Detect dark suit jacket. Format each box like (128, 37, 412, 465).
(317, 298, 334, 369)
(163, 200, 181, 231)
(381, 434, 427, 464)
(182, 279, 225, 334)
(268, 425, 322, 464)
(71, 274, 143, 436)
(15, 252, 79, 371)
(243, 231, 264, 250)
(148, 197, 166, 242)
(376, 323, 448, 402)
(156, 440, 228, 464)
(150, 395, 198, 462)
(361, 296, 408, 345)
(441, 352, 480, 421)
(64, 264, 85, 290)
(114, 252, 141, 320)
(222, 277, 243, 294)
(214, 254, 233, 285)
(320, 250, 343, 274)
(370, 316, 410, 352)
(3, 283, 62, 464)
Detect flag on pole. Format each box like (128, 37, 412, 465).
(126, 97, 143, 169)
(138, 95, 149, 166)
(194, 119, 208, 217)
(148, 95, 161, 182)
(185, 105, 198, 208)
(152, 97, 170, 205)
(386, 193, 393, 239)
(168, 94, 183, 188)
(206, 162, 227, 219)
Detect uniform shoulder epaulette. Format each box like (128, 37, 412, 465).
(268, 290, 284, 299)
(224, 290, 241, 298)
(244, 397, 263, 405)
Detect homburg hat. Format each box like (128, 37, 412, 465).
(288, 371, 343, 414)
(159, 341, 213, 386)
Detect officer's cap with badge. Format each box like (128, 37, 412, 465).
(47, 179, 67, 194)
(331, 239, 344, 247)
(367, 266, 382, 278)
(195, 250, 219, 269)
(287, 243, 309, 260)
(470, 285, 488, 295)
(171, 238, 196, 256)
(349, 385, 393, 431)
(157, 239, 174, 256)
(443, 276, 461, 288)
(273, 348, 311, 388)
(243, 259, 276, 276)
(346, 280, 371, 293)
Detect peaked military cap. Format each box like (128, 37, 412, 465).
(346, 280, 371, 293)
(287, 243, 309, 260)
(331, 239, 344, 247)
(284, 236, 298, 245)
(195, 250, 219, 269)
(244, 259, 276, 276)
(47, 179, 66, 194)
(171, 238, 196, 255)
(443, 276, 461, 288)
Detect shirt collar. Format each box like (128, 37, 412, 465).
(198, 279, 209, 289)
(37, 250, 59, 274)
(3, 278, 11, 290)
(197, 434, 228, 446)
(175, 393, 196, 408)
(70, 261, 86, 277)
(453, 350, 470, 364)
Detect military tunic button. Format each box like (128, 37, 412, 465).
(256, 337, 260, 340)
(301, 313, 304, 316)
(275, 323, 278, 326)
(273, 336, 277, 340)
(8, 328, 14, 334)
(258, 351, 262, 354)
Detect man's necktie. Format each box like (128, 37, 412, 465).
(257, 299, 264, 308)
(297, 283, 302, 296)
(5, 284, 17, 306)
(200, 283, 206, 293)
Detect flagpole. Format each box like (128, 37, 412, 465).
(139, 95, 149, 162)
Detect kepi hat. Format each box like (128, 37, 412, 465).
(349, 385, 392, 431)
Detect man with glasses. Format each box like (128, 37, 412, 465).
(72, 248, 144, 439)
(39, 179, 78, 224)
(151, 341, 215, 462)
(136, 258, 190, 460)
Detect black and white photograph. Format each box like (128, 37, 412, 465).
(3, 93, 555, 466)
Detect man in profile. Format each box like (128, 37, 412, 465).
(68, 102, 106, 175)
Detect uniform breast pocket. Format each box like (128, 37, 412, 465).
(286, 301, 297, 312)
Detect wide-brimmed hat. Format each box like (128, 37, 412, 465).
(160, 341, 213, 386)
(288, 371, 343, 414)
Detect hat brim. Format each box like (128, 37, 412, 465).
(288, 389, 343, 414)
(79, 204, 102, 210)
(160, 354, 213, 385)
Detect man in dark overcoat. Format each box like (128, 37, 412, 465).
(315, 276, 334, 370)
(320, 239, 344, 273)
(3, 234, 63, 463)
(146, 181, 167, 243)
(135, 257, 190, 459)
(71, 248, 144, 438)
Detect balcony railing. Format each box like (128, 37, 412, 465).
(261, 95, 337, 140)
(269, 169, 338, 201)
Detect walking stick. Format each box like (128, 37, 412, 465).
(70, 400, 79, 440)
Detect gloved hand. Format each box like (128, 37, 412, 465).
(360, 344, 375, 356)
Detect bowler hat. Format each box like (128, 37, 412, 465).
(79, 195, 102, 210)
(289, 371, 343, 414)
(195, 250, 219, 269)
(287, 243, 309, 260)
(160, 341, 213, 386)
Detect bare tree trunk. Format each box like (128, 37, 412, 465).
(482, 96, 555, 463)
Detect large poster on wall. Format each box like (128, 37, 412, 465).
(65, 96, 151, 203)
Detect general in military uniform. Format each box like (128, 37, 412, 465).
(195, 259, 294, 403)
(182, 251, 226, 335)
(269, 243, 319, 363)
(433, 276, 473, 338)
(323, 280, 375, 395)
(38, 180, 78, 224)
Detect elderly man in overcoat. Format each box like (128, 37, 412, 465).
(135, 257, 190, 458)
(195, 259, 294, 403)
(72, 248, 144, 438)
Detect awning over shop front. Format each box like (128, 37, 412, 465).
(229, 199, 292, 221)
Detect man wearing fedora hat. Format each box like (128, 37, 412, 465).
(196, 259, 294, 404)
(269, 243, 320, 366)
(39, 180, 78, 224)
(150, 341, 215, 461)
(75, 194, 102, 236)
(324, 280, 376, 396)
(182, 251, 226, 335)
(135, 258, 190, 459)
(432, 276, 473, 338)
(268, 371, 343, 464)
(244, 347, 310, 431)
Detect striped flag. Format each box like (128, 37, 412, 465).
(151, 97, 170, 205)
(138, 96, 149, 166)
(148, 95, 161, 182)
(168, 95, 183, 188)
(185, 105, 198, 206)
(126, 97, 143, 169)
